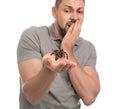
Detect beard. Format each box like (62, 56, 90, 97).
(57, 23, 66, 37)
(57, 19, 76, 38)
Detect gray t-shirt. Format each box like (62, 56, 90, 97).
(17, 24, 97, 109)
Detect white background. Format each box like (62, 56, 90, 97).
(0, 0, 120, 109)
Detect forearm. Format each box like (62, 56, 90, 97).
(23, 66, 57, 105)
(63, 49, 100, 105)
(68, 66, 99, 105)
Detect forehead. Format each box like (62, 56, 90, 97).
(60, 0, 84, 8)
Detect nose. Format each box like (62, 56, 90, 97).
(70, 12, 79, 21)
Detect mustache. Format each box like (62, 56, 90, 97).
(66, 19, 76, 27)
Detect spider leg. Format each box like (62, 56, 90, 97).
(55, 56, 58, 60)
(65, 52, 68, 59)
(50, 53, 54, 55)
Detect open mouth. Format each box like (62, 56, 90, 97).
(67, 22, 73, 27)
(65, 19, 76, 31)
(67, 19, 76, 27)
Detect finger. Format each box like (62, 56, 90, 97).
(67, 24, 74, 34)
(57, 60, 67, 69)
(62, 63, 72, 72)
(72, 20, 81, 34)
(61, 60, 77, 72)
(70, 22, 81, 40)
(50, 58, 66, 72)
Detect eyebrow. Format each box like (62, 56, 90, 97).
(64, 5, 84, 10)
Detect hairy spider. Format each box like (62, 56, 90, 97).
(51, 49, 68, 60)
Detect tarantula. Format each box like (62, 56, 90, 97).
(51, 49, 68, 60)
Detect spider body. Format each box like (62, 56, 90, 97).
(51, 49, 68, 60)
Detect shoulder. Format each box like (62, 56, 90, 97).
(78, 37, 95, 49)
(20, 26, 49, 40)
(22, 26, 48, 35)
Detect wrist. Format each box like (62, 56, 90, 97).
(60, 46, 72, 53)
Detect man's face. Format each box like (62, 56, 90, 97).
(53, 0, 84, 37)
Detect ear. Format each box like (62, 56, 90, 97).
(52, 7, 57, 19)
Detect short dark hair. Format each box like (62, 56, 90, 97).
(55, 0, 85, 8)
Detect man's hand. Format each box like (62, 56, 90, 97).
(42, 53, 77, 73)
(61, 20, 82, 51)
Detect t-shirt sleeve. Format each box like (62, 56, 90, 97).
(17, 27, 42, 63)
(85, 42, 97, 68)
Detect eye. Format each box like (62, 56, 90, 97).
(77, 10, 84, 14)
(64, 9, 71, 13)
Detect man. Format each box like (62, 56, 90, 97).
(17, 0, 100, 109)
